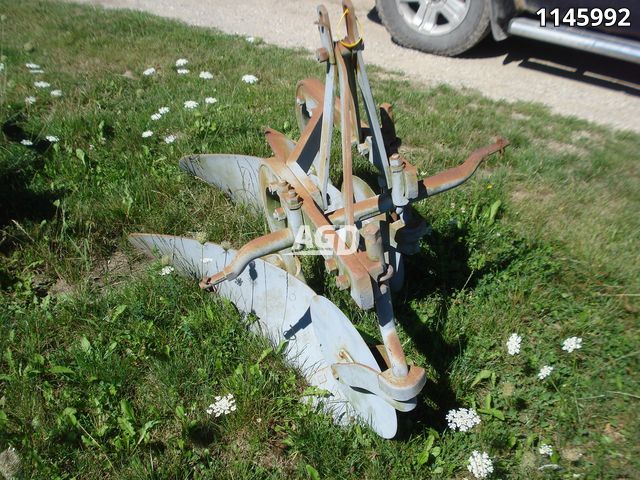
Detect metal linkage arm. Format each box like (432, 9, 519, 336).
(328, 137, 509, 225)
(420, 137, 509, 197)
(201, 228, 294, 288)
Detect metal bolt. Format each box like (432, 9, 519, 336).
(285, 189, 301, 209)
(390, 153, 404, 172)
(324, 258, 338, 274)
(362, 222, 383, 262)
(336, 274, 350, 290)
(362, 222, 380, 240)
(276, 180, 289, 193)
(272, 207, 286, 221)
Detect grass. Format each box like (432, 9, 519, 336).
(0, 0, 639, 478)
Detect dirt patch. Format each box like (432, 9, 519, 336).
(49, 277, 74, 296)
(217, 426, 295, 473)
(510, 186, 555, 204)
(544, 139, 588, 158)
(371, 69, 405, 82)
(570, 129, 606, 147)
(603, 422, 625, 443)
(511, 111, 531, 122)
(561, 446, 584, 462)
(88, 250, 146, 291)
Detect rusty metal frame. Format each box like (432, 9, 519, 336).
(200, 1, 507, 412)
(132, 0, 508, 437)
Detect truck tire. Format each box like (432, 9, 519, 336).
(376, 0, 491, 56)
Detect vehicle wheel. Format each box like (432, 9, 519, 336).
(376, 0, 491, 56)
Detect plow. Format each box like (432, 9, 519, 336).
(130, 1, 508, 439)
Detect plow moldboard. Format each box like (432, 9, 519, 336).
(129, 234, 398, 437)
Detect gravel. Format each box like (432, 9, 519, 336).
(71, 0, 640, 132)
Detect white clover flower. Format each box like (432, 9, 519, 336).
(241, 74, 259, 84)
(175, 58, 188, 67)
(0, 446, 21, 480)
(158, 106, 170, 114)
(183, 100, 198, 109)
(446, 408, 481, 432)
(206, 393, 237, 417)
(25, 96, 36, 105)
(151, 113, 162, 121)
(25, 62, 40, 69)
(159, 266, 174, 276)
(46, 135, 59, 143)
(205, 97, 218, 105)
(33, 81, 50, 88)
(467, 451, 494, 479)
(506, 333, 522, 355)
(562, 336, 582, 353)
(21, 139, 33, 146)
(246, 36, 255, 43)
(538, 444, 553, 456)
(177, 68, 189, 75)
(29, 69, 44, 74)
(143, 67, 156, 76)
(537, 365, 553, 380)
(199, 71, 214, 80)
(164, 134, 176, 144)
(141, 130, 154, 138)
(50, 89, 62, 97)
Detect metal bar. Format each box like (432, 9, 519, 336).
(508, 18, 640, 65)
(317, 70, 335, 211)
(356, 51, 392, 188)
(328, 137, 508, 224)
(336, 52, 356, 229)
(265, 128, 296, 161)
(202, 228, 294, 287)
(316, 6, 336, 212)
(375, 283, 408, 378)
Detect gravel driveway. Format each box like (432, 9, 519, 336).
(72, 0, 639, 132)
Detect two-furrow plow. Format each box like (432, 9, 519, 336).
(130, 1, 507, 438)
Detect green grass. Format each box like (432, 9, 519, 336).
(1, 1, 639, 478)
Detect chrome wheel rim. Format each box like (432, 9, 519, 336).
(395, 0, 470, 36)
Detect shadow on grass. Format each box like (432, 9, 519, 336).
(188, 423, 220, 447)
(394, 224, 519, 438)
(1, 115, 62, 253)
(303, 218, 522, 437)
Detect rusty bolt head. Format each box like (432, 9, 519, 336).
(276, 180, 289, 193)
(272, 207, 286, 221)
(324, 257, 338, 274)
(336, 274, 350, 290)
(285, 190, 301, 209)
(361, 222, 380, 239)
(357, 142, 369, 156)
(390, 154, 404, 171)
